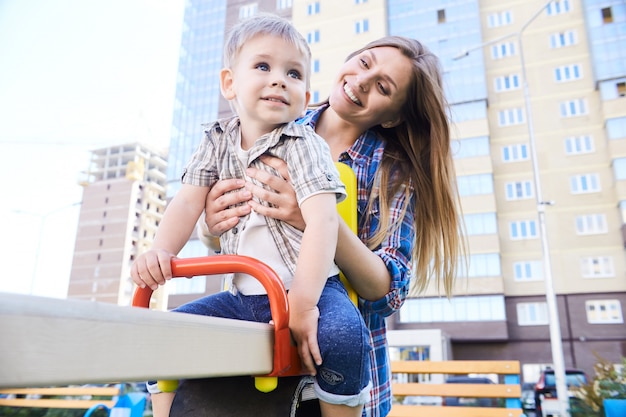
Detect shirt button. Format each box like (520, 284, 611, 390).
(233, 227, 238, 234)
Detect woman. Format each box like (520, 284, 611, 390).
(200, 36, 466, 417)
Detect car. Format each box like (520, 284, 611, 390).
(534, 368, 588, 415)
(443, 376, 498, 407)
(521, 382, 536, 411)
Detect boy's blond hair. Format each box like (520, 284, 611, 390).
(223, 14, 312, 88)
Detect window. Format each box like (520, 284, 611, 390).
(487, 11, 512, 28)
(601, 7, 613, 24)
(399, 295, 506, 323)
(517, 302, 549, 326)
(312, 59, 320, 74)
(498, 108, 524, 126)
(586, 300, 623, 324)
(546, 0, 571, 16)
(618, 82, 626, 97)
(502, 144, 528, 162)
(355, 19, 369, 34)
(437, 9, 446, 24)
(607, 117, 626, 140)
(565, 135, 594, 155)
(550, 30, 577, 48)
(575, 214, 607, 235)
(505, 180, 533, 200)
(457, 174, 494, 196)
(312, 90, 320, 104)
(451, 136, 490, 159)
(276, 0, 292, 8)
(513, 261, 543, 282)
(581, 256, 614, 278)
(464, 213, 497, 235)
(555, 64, 582, 82)
(510, 220, 538, 240)
(495, 74, 520, 92)
(355, 0, 367, 3)
(560, 99, 587, 117)
(458, 253, 501, 278)
(239, 3, 258, 19)
(614, 157, 626, 180)
(307, 2, 320, 15)
(306, 30, 320, 44)
(491, 42, 516, 59)
(570, 173, 600, 194)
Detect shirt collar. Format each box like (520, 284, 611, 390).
(298, 104, 385, 167)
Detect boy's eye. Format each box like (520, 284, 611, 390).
(287, 69, 302, 79)
(256, 63, 270, 71)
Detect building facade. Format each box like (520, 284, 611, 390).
(161, 0, 625, 383)
(68, 143, 168, 308)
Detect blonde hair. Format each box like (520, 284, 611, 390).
(346, 36, 467, 297)
(223, 14, 312, 88)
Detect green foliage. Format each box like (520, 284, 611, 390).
(571, 354, 626, 417)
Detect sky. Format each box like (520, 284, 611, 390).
(0, 0, 185, 298)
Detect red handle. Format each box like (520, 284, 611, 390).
(132, 255, 299, 377)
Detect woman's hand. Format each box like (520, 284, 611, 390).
(245, 155, 305, 231)
(203, 179, 252, 236)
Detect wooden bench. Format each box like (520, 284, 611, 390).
(0, 385, 146, 416)
(389, 360, 524, 417)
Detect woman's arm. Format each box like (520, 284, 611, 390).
(246, 156, 398, 302)
(335, 221, 391, 300)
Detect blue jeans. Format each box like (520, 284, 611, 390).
(174, 275, 372, 407)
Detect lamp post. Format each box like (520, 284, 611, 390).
(454, 1, 569, 416)
(12, 201, 82, 295)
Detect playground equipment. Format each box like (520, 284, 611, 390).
(0, 163, 358, 416)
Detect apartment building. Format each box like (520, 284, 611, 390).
(157, 0, 625, 382)
(67, 143, 168, 308)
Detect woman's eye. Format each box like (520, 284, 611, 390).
(256, 63, 270, 71)
(359, 58, 369, 69)
(378, 83, 388, 95)
(287, 69, 301, 79)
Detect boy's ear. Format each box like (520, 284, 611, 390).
(220, 68, 235, 100)
(302, 90, 311, 115)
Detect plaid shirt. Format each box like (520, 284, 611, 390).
(298, 106, 414, 417)
(182, 116, 346, 282)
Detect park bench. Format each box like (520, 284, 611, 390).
(0, 385, 146, 417)
(389, 360, 524, 417)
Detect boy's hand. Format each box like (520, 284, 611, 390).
(288, 305, 322, 376)
(131, 249, 175, 291)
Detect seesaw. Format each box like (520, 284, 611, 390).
(0, 256, 318, 416)
(0, 163, 358, 416)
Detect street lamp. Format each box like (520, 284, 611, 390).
(454, 1, 570, 416)
(12, 201, 82, 295)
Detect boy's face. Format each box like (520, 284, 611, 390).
(221, 34, 310, 135)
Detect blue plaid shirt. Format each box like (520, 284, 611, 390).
(298, 106, 414, 417)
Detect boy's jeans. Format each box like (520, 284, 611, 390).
(174, 275, 372, 406)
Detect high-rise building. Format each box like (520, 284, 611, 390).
(68, 143, 168, 308)
(162, 0, 626, 381)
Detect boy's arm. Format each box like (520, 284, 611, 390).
(287, 192, 339, 375)
(131, 184, 209, 290)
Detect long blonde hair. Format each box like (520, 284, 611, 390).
(346, 36, 466, 297)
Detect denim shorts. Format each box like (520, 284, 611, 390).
(174, 275, 372, 407)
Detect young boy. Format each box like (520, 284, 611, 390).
(131, 14, 372, 417)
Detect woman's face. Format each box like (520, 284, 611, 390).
(329, 46, 413, 130)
